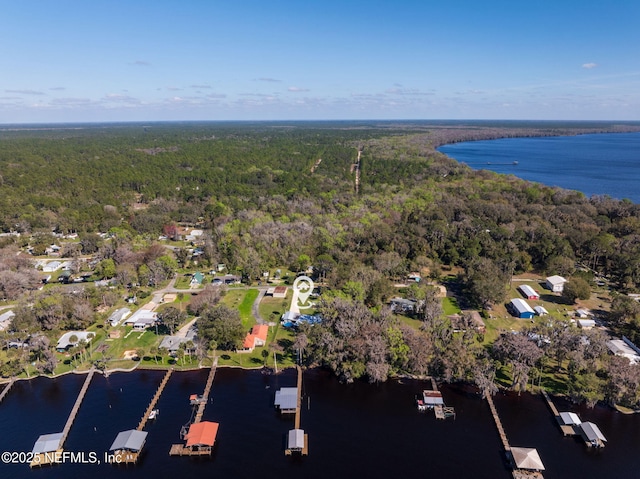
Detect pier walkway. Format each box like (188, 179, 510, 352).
(194, 358, 217, 424)
(285, 365, 308, 456)
(0, 378, 15, 404)
(31, 368, 95, 467)
(138, 368, 173, 431)
(485, 391, 545, 479)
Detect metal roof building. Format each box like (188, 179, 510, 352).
(32, 432, 63, 454)
(579, 421, 607, 447)
(288, 429, 305, 450)
(185, 421, 219, 448)
(274, 387, 298, 413)
(508, 298, 535, 319)
(518, 284, 540, 299)
(109, 429, 148, 452)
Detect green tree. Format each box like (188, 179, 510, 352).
(197, 305, 244, 351)
(562, 277, 591, 304)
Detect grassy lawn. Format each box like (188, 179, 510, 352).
(102, 327, 163, 361)
(239, 289, 259, 327)
(442, 296, 461, 315)
(259, 290, 292, 324)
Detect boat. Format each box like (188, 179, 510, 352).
(149, 409, 159, 420)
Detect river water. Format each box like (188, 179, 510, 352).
(438, 132, 640, 203)
(0, 368, 638, 479)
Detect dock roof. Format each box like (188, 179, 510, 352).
(109, 429, 148, 452)
(511, 447, 545, 471)
(32, 432, 63, 454)
(288, 429, 305, 449)
(559, 412, 582, 426)
(580, 422, 607, 443)
(185, 421, 219, 447)
(275, 387, 298, 411)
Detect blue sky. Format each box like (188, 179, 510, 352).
(1, 0, 639, 122)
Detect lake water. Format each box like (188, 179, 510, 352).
(1, 368, 638, 479)
(438, 132, 640, 203)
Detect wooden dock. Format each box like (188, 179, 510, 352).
(294, 365, 302, 430)
(194, 358, 217, 424)
(169, 359, 219, 456)
(60, 368, 95, 447)
(541, 390, 577, 436)
(31, 369, 95, 467)
(485, 391, 545, 479)
(284, 365, 308, 456)
(419, 377, 455, 419)
(138, 369, 173, 431)
(485, 391, 511, 453)
(0, 378, 15, 404)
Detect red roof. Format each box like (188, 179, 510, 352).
(185, 421, 219, 447)
(273, 286, 287, 294)
(251, 324, 268, 342)
(243, 334, 257, 349)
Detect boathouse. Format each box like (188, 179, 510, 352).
(510, 447, 545, 471)
(275, 387, 298, 414)
(508, 298, 535, 319)
(109, 429, 147, 461)
(557, 411, 581, 435)
(184, 421, 219, 452)
(518, 284, 540, 300)
(579, 421, 607, 448)
(32, 432, 63, 455)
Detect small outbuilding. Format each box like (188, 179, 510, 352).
(534, 306, 549, 316)
(185, 421, 219, 450)
(545, 275, 567, 293)
(579, 421, 607, 448)
(508, 298, 535, 319)
(109, 429, 148, 454)
(32, 432, 63, 455)
(518, 284, 540, 300)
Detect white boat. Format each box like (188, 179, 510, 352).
(149, 409, 159, 420)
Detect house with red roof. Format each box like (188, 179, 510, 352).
(238, 324, 269, 353)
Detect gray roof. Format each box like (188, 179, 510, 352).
(109, 429, 148, 452)
(32, 432, 63, 454)
(510, 298, 535, 315)
(559, 412, 582, 425)
(288, 429, 305, 449)
(108, 308, 131, 326)
(275, 387, 298, 411)
(580, 422, 607, 442)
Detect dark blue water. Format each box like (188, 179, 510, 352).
(438, 133, 640, 203)
(1, 369, 639, 479)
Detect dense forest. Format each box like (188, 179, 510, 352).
(2, 120, 640, 407)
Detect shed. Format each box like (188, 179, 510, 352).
(109, 429, 148, 452)
(32, 432, 63, 454)
(578, 319, 596, 329)
(508, 298, 535, 319)
(518, 284, 540, 300)
(287, 429, 305, 450)
(272, 286, 287, 298)
(510, 447, 545, 471)
(534, 306, 549, 316)
(185, 421, 219, 448)
(545, 275, 567, 293)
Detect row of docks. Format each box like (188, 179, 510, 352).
(541, 390, 607, 448)
(27, 361, 220, 468)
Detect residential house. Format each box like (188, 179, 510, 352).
(239, 324, 269, 353)
(56, 331, 95, 352)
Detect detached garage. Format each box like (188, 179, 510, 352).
(518, 284, 540, 300)
(508, 298, 535, 319)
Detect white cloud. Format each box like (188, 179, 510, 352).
(288, 86, 310, 92)
(131, 60, 151, 66)
(5, 89, 45, 95)
(582, 62, 598, 69)
(256, 77, 281, 82)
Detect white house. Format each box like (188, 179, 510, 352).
(56, 331, 95, 352)
(545, 275, 567, 293)
(108, 308, 131, 327)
